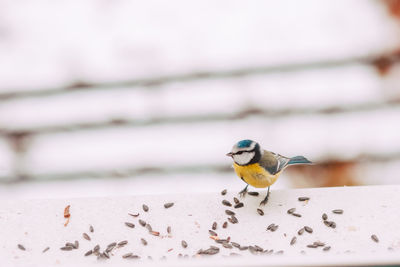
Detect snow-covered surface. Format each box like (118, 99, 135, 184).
(1, 185, 400, 267)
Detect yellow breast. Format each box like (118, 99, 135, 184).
(233, 163, 280, 188)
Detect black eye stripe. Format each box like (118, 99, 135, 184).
(234, 148, 256, 155)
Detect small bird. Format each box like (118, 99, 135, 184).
(226, 139, 312, 205)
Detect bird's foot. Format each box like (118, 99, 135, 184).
(238, 185, 248, 198)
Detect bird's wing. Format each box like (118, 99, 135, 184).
(259, 150, 290, 175)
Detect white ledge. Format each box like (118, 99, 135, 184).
(1, 185, 400, 266)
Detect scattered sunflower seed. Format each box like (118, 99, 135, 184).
(323, 246, 331, 251)
(298, 197, 310, 201)
(234, 203, 244, 209)
(143, 204, 149, 212)
(89, 225, 94, 233)
(313, 241, 325, 247)
(248, 192, 259, 196)
(82, 233, 91, 241)
(225, 210, 235, 216)
(298, 227, 305, 235)
(150, 231, 160, 236)
(304, 226, 313, 233)
(167, 226, 171, 234)
(118, 240, 128, 247)
(332, 209, 343, 214)
(18, 244, 26, 251)
(145, 224, 153, 232)
(141, 238, 148, 246)
(257, 208, 264, 216)
(139, 219, 146, 227)
(221, 189, 227, 195)
(371, 234, 379, 243)
(209, 230, 218, 236)
(125, 222, 135, 228)
(93, 245, 100, 253)
(65, 242, 75, 248)
(84, 250, 93, 256)
(181, 240, 188, 248)
(222, 200, 232, 207)
(233, 197, 240, 204)
(230, 215, 238, 224)
(292, 213, 302, 217)
(307, 244, 318, 248)
(290, 236, 297, 245)
(60, 246, 73, 251)
(128, 213, 139, 217)
(42, 247, 50, 253)
(287, 208, 296, 214)
(231, 242, 240, 248)
(322, 213, 328, 220)
(164, 202, 174, 209)
(223, 243, 233, 249)
(222, 221, 228, 228)
(122, 252, 133, 258)
(239, 246, 248, 251)
(212, 222, 217, 230)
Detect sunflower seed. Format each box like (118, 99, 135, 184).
(60, 246, 73, 251)
(106, 242, 116, 252)
(298, 197, 310, 201)
(118, 240, 128, 247)
(307, 244, 318, 248)
(225, 210, 235, 215)
(323, 246, 331, 251)
(125, 222, 135, 228)
(209, 230, 218, 236)
(93, 245, 100, 253)
(181, 240, 188, 248)
(222, 200, 232, 207)
(287, 208, 296, 214)
(84, 250, 93, 256)
(231, 242, 240, 248)
(292, 213, 302, 217)
(222, 221, 228, 228)
(230, 215, 238, 224)
(18, 244, 26, 251)
(322, 213, 328, 220)
(139, 219, 146, 227)
(89, 225, 94, 233)
(42, 247, 50, 253)
(239, 246, 248, 251)
(164, 202, 174, 209)
(234, 203, 244, 209)
(143, 204, 149, 212)
(128, 213, 139, 217)
(332, 209, 343, 214)
(290, 236, 297, 245)
(212, 222, 217, 230)
(221, 189, 227, 195)
(223, 243, 233, 249)
(371, 234, 379, 243)
(150, 231, 160, 236)
(248, 191, 259, 196)
(82, 233, 91, 241)
(233, 197, 240, 204)
(122, 252, 133, 258)
(313, 241, 325, 247)
(304, 226, 313, 233)
(141, 238, 147, 246)
(167, 226, 171, 234)
(145, 224, 153, 232)
(257, 208, 264, 216)
(65, 242, 75, 248)
(298, 227, 305, 235)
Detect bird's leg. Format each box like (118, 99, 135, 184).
(259, 186, 271, 206)
(238, 184, 249, 198)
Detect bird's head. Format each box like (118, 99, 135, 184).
(226, 139, 261, 166)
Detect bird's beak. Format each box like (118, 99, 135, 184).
(226, 152, 233, 157)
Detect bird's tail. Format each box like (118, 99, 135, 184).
(288, 156, 312, 165)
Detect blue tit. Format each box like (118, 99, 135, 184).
(226, 139, 312, 205)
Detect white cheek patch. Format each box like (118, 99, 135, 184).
(233, 151, 255, 165)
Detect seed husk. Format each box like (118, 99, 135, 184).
(74, 240, 79, 249)
(145, 224, 153, 232)
(125, 222, 135, 228)
(141, 238, 148, 246)
(231, 242, 240, 248)
(167, 226, 171, 234)
(82, 233, 91, 241)
(239, 246, 248, 251)
(287, 208, 296, 214)
(139, 219, 146, 227)
(304, 226, 313, 233)
(122, 252, 133, 258)
(143, 204, 149, 212)
(93, 245, 100, 253)
(330, 221, 336, 228)
(181, 240, 188, 248)
(128, 213, 139, 217)
(106, 242, 116, 252)
(84, 250, 93, 256)
(223, 243, 233, 249)
(221, 189, 227, 195)
(209, 230, 218, 236)
(248, 191, 259, 196)
(164, 202, 174, 209)
(42, 247, 50, 253)
(222, 200, 232, 207)
(248, 246, 258, 254)
(118, 240, 128, 247)
(298, 227, 305, 235)
(103, 252, 110, 259)
(292, 213, 302, 217)
(233, 197, 240, 204)
(290, 236, 297, 245)
(298, 197, 310, 201)
(65, 242, 75, 248)
(60, 246, 73, 251)
(332, 209, 343, 214)
(225, 210, 235, 216)
(322, 213, 328, 220)
(371, 234, 379, 243)
(313, 241, 325, 247)
(150, 231, 160, 236)
(257, 208, 264, 216)
(234, 203, 244, 209)
(307, 244, 318, 248)
(89, 225, 94, 233)
(222, 221, 228, 228)
(212, 222, 217, 230)
(230, 215, 238, 224)
(267, 223, 274, 230)
(18, 244, 26, 251)
(323, 246, 331, 251)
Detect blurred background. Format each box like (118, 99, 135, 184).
(0, 0, 400, 199)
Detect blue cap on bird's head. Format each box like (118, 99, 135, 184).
(237, 139, 254, 148)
